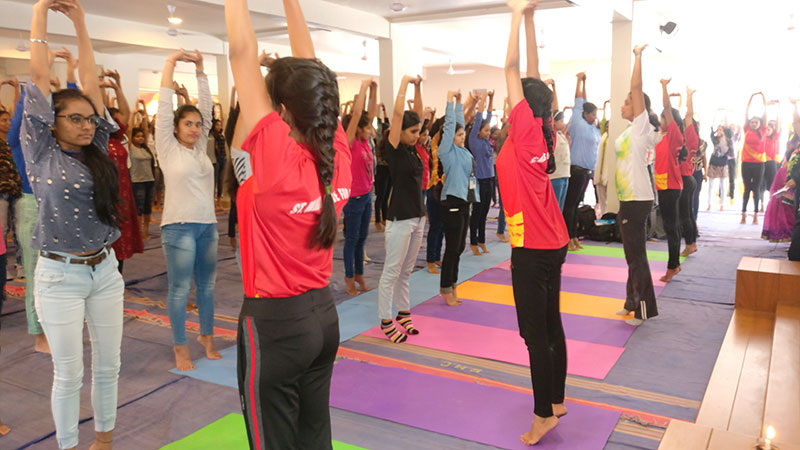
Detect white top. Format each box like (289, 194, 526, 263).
(615, 111, 659, 202)
(155, 75, 217, 226)
(549, 131, 571, 180)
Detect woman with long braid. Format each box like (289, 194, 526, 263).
(226, 0, 352, 447)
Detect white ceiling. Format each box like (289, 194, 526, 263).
(325, 0, 575, 20)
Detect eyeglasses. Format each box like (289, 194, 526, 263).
(56, 114, 103, 127)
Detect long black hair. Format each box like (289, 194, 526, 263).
(53, 89, 121, 227)
(266, 57, 340, 249)
(643, 93, 660, 132)
(521, 77, 556, 174)
(663, 107, 689, 163)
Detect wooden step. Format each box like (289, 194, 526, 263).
(763, 303, 800, 444)
(707, 429, 800, 450)
(778, 260, 800, 304)
(727, 312, 774, 436)
(658, 420, 711, 450)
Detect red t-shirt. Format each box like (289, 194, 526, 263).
(416, 144, 430, 191)
(496, 100, 568, 250)
(765, 132, 781, 162)
(239, 112, 352, 298)
(742, 124, 767, 163)
(654, 120, 684, 191)
(680, 122, 699, 176)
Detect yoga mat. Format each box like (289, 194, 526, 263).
(573, 244, 676, 262)
(566, 253, 668, 271)
(161, 413, 366, 450)
(455, 280, 628, 321)
(471, 268, 665, 300)
(330, 359, 621, 450)
(361, 315, 624, 379)
(488, 262, 666, 287)
(411, 297, 635, 348)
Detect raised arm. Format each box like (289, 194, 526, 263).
(505, 0, 535, 108)
(523, 5, 540, 79)
(574, 72, 586, 100)
(346, 79, 370, 145)
(768, 100, 781, 133)
(661, 78, 673, 127)
(685, 87, 695, 125)
(225, 0, 272, 139)
(487, 90, 495, 116)
(745, 92, 766, 124)
(440, 91, 460, 156)
(29, 1, 54, 96)
(57, 1, 103, 113)
(367, 80, 378, 122)
(105, 70, 130, 126)
(545, 79, 557, 110)
(464, 92, 478, 126)
(412, 75, 424, 118)
(630, 45, 646, 117)
(283, 0, 315, 59)
(476, 91, 488, 114)
(388, 75, 413, 148)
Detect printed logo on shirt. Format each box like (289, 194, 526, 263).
(288, 188, 350, 215)
(529, 153, 550, 165)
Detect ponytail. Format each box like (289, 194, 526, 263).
(521, 77, 556, 174)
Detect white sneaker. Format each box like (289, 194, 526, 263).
(626, 318, 644, 326)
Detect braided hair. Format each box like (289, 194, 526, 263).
(521, 78, 556, 174)
(266, 57, 341, 249)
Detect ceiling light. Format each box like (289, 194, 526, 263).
(390, 2, 406, 13)
(168, 16, 183, 25)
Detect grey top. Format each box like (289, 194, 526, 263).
(20, 84, 120, 252)
(128, 143, 155, 183)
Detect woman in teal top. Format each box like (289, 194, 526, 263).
(438, 90, 478, 306)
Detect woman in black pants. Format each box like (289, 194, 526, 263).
(740, 92, 767, 225)
(499, 1, 569, 444)
(374, 128, 392, 232)
(679, 88, 699, 257)
(654, 78, 685, 282)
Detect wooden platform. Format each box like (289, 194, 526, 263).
(736, 258, 800, 312)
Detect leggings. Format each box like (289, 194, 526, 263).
(762, 160, 778, 204)
(679, 175, 697, 245)
(692, 170, 703, 220)
(440, 196, 470, 293)
(707, 177, 726, 207)
(658, 189, 682, 270)
(619, 201, 658, 320)
(237, 288, 339, 450)
(374, 165, 392, 224)
(727, 158, 737, 200)
(741, 162, 765, 213)
(425, 189, 444, 263)
(511, 246, 568, 418)
(563, 166, 593, 238)
(469, 178, 493, 245)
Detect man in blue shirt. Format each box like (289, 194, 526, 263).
(564, 72, 601, 251)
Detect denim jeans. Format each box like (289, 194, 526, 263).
(378, 216, 426, 320)
(15, 193, 43, 334)
(34, 247, 124, 449)
(342, 194, 372, 278)
(551, 177, 569, 211)
(425, 189, 444, 263)
(131, 181, 155, 215)
(161, 223, 218, 345)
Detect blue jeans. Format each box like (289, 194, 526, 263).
(161, 223, 218, 345)
(426, 189, 444, 263)
(342, 194, 372, 278)
(551, 177, 569, 211)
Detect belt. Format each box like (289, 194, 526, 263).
(39, 247, 109, 267)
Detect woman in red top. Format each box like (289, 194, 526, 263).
(761, 108, 781, 212)
(679, 88, 699, 257)
(498, 0, 568, 445)
(654, 79, 685, 282)
(741, 92, 767, 224)
(226, 0, 352, 448)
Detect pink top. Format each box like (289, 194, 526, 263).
(350, 138, 374, 197)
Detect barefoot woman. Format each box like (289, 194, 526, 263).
(498, 0, 569, 444)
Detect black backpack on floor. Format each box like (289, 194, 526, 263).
(576, 205, 596, 237)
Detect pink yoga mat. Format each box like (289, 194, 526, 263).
(492, 261, 666, 287)
(331, 359, 621, 450)
(363, 315, 624, 380)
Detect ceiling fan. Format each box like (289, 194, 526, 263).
(165, 5, 197, 37)
(447, 59, 475, 76)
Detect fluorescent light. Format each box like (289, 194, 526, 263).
(168, 16, 183, 25)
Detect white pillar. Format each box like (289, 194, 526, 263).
(605, 11, 633, 214)
(216, 54, 230, 116)
(378, 37, 394, 111)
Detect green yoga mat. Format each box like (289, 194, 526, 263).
(576, 244, 684, 263)
(161, 413, 367, 450)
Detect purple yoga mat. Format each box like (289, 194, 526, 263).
(495, 253, 669, 272)
(330, 359, 620, 450)
(412, 297, 635, 348)
(471, 268, 665, 300)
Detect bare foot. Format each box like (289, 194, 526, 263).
(659, 266, 681, 282)
(426, 262, 440, 274)
(435, 260, 442, 268)
(576, 239, 584, 250)
(568, 239, 578, 252)
(478, 243, 490, 254)
(720, 205, 724, 211)
(187, 302, 197, 313)
(470, 245, 482, 256)
(344, 277, 360, 296)
(552, 403, 568, 418)
(197, 335, 221, 360)
(520, 414, 559, 445)
(173, 345, 195, 371)
(354, 274, 370, 292)
(34, 333, 50, 354)
(89, 431, 113, 450)
(496, 233, 509, 243)
(752, 213, 759, 225)
(740, 213, 747, 224)
(0, 419, 10, 435)
(706, 204, 711, 211)
(442, 292, 461, 306)
(679, 243, 697, 257)
(375, 222, 384, 232)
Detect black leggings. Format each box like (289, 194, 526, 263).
(563, 166, 593, 238)
(679, 175, 697, 245)
(762, 160, 778, 198)
(658, 189, 682, 270)
(237, 288, 339, 450)
(374, 165, 392, 224)
(469, 178, 493, 245)
(511, 246, 568, 418)
(619, 201, 658, 320)
(741, 162, 764, 213)
(440, 196, 470, 292)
